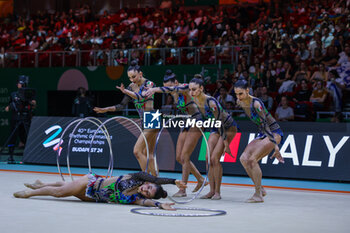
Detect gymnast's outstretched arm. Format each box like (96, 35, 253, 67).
(253, 100, 277, 145)
(253, 100, 284, 163)
(208, 98, 235, 157)
(144, 84, 189, 97)
(131, 172, 186, 188)
(116, 83, 139, 100)
(134, 198, 175, 210)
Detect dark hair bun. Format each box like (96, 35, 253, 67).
(128, 60, 141, 72)
(153, 185, 168, 199)
(189, 77, 204, 87)
(234, 78, 249, 89)
(130, 60, 138, 66)
(165, 69, 173, 75)
(194, 74, 203, 79)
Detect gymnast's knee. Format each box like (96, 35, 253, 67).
(240, 155, 256, 169)
(52, 187, 68, 197)
(240, 154, 250, 165)
(176, 155, 183, 164)
(210, 157, 220, 166)
(133, 148, 144, 159)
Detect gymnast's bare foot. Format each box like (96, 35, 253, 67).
(261, 186, 267, 197)
(200, 192, 214, 199)
(24, 180, 43, 190)
(211, 193, 221, 200)
(192, 178, 209, 193)
(13, 190, 30, 198)
(245, 193, 264, 203)
(172, 189, 187, 197)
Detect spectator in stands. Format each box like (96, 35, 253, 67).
(217, 68, 233, 87)
(263, 69, 277, 92)
(310, 63, 328, 84)
(249, 63, 262, 88)
(327, 69, 345, 122)
(116, 50, 128, 65)
(322, 45, 339, 67)
(310, 80, 328, 111)
(310, 47, 324, 66)
(293, 62, 311, 84)
(188, 21, 198, 43)
(233, 63, 244, 80)
(337, 43, 350, 66)
(217, 87, 235, 108)
(297, 42, 310, 61)
(275, 96, 294, 121)
(293, 79, 313, 120)
(276, 61, 292, 86)
(293, 79, 312, 103)
(259, 86, 273, 111)
(278, 71, 296, 94)
(321, 27, 334, 49)
(143, 15, 154, 30)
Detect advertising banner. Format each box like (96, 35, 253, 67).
(23, 117, 350, 181)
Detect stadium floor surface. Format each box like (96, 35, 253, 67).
(1, 163, 349, 233)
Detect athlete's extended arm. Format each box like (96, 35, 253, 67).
(253, 101, 284, 163)
(144, 84, 189, 98)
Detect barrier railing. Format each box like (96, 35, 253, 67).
(0, 45, 251, 68)
(316, 111, 350, 120)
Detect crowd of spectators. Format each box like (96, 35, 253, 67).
(0, 0, 350, 121)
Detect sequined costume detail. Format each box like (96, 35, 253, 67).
(85, 172, 176, 204)
(202, 96, 237, 138)
(133, 79, 154, 118)
(159, 84, 202, 120)
(248, 97, 283, 144)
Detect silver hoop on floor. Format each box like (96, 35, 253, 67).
(56, 117, 109, 181)
(152, 116, 210, 204)
(130, 207, 226, 217)
(87, 116, 149, 177)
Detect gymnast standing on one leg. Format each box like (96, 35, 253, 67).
(14, 171, 186, 210)
(188, 77, 238, 200)
(234, 79, 284, 203)
(144, 70, 206, 197)
(93, 61, 158, 175)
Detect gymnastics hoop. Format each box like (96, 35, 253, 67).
(66, 117, 113, 180)
(152, 116, 210, 204)
(56, 117, 110, 181)
(130, 207, 226, 217)
(87, 116, 149, 177)
(56, 118, 85, 181)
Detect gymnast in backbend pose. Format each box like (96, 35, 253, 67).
(13, 172, 186, 210)
(188, 77, 238, 200)
(234, 79, 284, 203)
(144, 71, 207, 197)
(94, 61, 158, 176)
